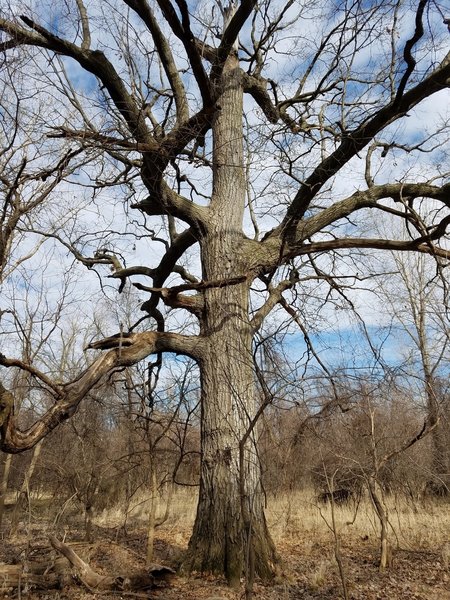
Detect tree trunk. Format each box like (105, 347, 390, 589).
(11, 439, 43, 534)
(182, 37, 276, 586)
(146, 458, 158, 566)
(415, 290, 449, 496)
(185, 294, 276, 585)
(84, 471, 99, 542)
(369, 478, 392, 571)
(0, 453, 12, 529)
(426, 377, 449, 495)
(431, 421, 450, 494)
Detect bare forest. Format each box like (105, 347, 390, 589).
(0, 1, 449, 598)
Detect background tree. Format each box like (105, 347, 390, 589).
(0, 0, 449, 585)
(376, 252, 449, 493)
(0, 55, 87, 528)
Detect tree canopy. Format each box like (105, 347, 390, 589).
(0, 0, 449, 584)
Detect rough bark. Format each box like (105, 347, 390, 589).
(184, 280, 276, 584)
(181, 42, 276, 586)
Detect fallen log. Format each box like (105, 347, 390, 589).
(0, 563, 60, 590)
(49, 536, 175, 592)
(49, 536, 120, 590)
(1, 537, 175, 595)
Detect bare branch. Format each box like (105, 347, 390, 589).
(393, 0, 428, 107)
(155, 0, 212, 104)
(251, 277, 295, 332)
(0, 354, 62, 397)
(123, 0, 189, 122)
(0, 331, 205, 453)
(1, 15, 153, 144)
(75, 0, 91, 51)
(268, 54, 450, 239)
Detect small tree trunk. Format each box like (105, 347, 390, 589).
(84, 503, 93, 542)
(84, 472, 100, 542)
(369, 478, 392, 571)
(146, 459, 158, 566)
(326, 474, 349, 600)
(11, 439, 43, 534)
(0, 453, 12, 529)
(427, 378, 449, 495)
(0, 385, 14, 503)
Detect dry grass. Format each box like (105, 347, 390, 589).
(93, 485, 450, 598)
(266, 488, 450, 551)
(94, 486, 450, 557)
(3, 488, 450, 599)
(96, 486, 198, 530)
(442, 542, 450, 569)
(262, 489, 450, 599)
(307, 559, 332, 589)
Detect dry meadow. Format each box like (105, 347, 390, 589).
(1, 488, 450, 599)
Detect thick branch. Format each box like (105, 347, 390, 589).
(49, 536, 118, 590)
(134, 274, 247, 314)
(108, 265, 155, 280)
(131, 180, 207, 227)
(246, 235, 449, 277)
(253, 181, 450, 272)
(242, 72, 327, 133)
(137, 228, 198, 313)
(251, 278, 295, 332)
(134, 282, 204, 314)
(292, 238, 449, 260)
(75, 0, 91, 50)
(49, 536, 174, 591)
(393, 0, 427, 107)
(213, 0, 258, 80)
(49, 127, 209, 226)
(0, 331, 204, 453)
(135, 274, 247, 295)
(155, 0, 212, 104)
(1, 16, 211, 228)
(242, 73, 279, 124)
(0, 18, 48, 48)
(123, 0, 189, 123)
(296, 182, 450, 243)
(269, 53, 450, 238)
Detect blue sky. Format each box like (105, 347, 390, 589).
(1, 1, 448, 400)
(284, 318, 449, 385)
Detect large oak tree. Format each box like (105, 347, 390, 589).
(0, 0, 449, 584)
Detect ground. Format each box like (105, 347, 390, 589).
(1, 490, 449, 599)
